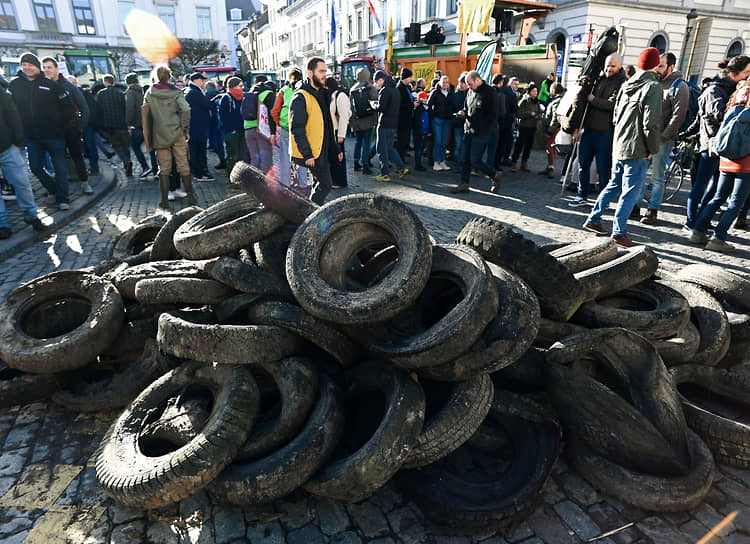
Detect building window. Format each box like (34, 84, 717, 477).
(230, 8, 241, 21)
(727, 40, 744, 57)
(72, 0, 95, 35)
(158, 4, 176, 35)
(447, 0, 457, 15)
(196, 7, 211, 38)
(426, 0, 437, 18)
(0, 0, 17, 30)
(348, 15, 353, 41)
(649, 33, 668, 54)
(357, 11, 362, 40)
(33, 0, 57, 32)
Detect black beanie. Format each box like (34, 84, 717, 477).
(401, 67, 413, 79)
(20, 52, 41, 70)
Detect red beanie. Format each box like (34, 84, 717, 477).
(638, 47, 661, 71)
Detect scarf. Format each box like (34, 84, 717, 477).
(229, 87, 243, 101)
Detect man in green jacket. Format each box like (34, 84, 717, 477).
(583, 47, 662, 248)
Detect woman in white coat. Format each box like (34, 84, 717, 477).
(327, 77, 352, 189)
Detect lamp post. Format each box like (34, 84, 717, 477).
(236, 45, 243, 71)
(679, 9, 698, 73)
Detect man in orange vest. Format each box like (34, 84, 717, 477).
(289, 57, 342, 204)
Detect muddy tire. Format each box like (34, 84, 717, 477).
(150, 206, 203, 261)
(303, 362, 426, 502)
(207, 374, 344, 505)
(651, 321, 701, 366)
(174, 194, 286, 260)
(95, 361, 260, 509)
(571, 281, 690, 340)
(534, 318, 589, 349)
(286, 194, 432, 325)
(675, 264, 750, 314)
(403, 374, 494, 468)
(456, 217, 584, 321)
(0, 361, 69, 408)
(157, 310, 304, 365)
(574, 246, 659, 302)
(135, 278, 236, 305)
(548, 238, 619, 274)
(253, 225, 296, 280)
(112, 260, 208, 300)
(203, 257, 291, 298)
(111, 215, 167, 262)
(0, 271, 124, 373)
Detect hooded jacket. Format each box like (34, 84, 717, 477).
(349, 69, 378, 132)
(9, 73, 74, 140)
(611, 69, 662, 161)
(124, 84, 144, 128)
(658, 69, 689, 142)
(685, 75, 736, 152)
(143, 83, 191, 149)
(218, 91, 244, 135)
(376, 76, 400, 130)
(583, 69, 626, 132)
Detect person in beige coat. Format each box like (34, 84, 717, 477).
(326, 77, 351, 189)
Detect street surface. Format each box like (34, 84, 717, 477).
(0, 147, 748, 543)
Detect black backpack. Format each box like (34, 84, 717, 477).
(351, 86, 375, 118)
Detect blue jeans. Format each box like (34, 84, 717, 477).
(83, 125, 99, 172)
(641, 139, 674, 210)
(0, 145, 38, 228)
(577, 130, 614, 200)
(279, 128, 291, 186)
(245, 128, 272, 174)
(129, 127, 149, 170)
(587, 158, 649, 237)
(376, 126, 405, 175)
(461, 133, 496, 183)
(26, 138, 69, 204)
(485, 124, 498, 168)
(686, 152, 719, 228)
(453, 127, 465, 169)
(354, 128, 373, 166)
(694, 172, 750, 241)
(432, 118, 451, 162)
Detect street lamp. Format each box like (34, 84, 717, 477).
(236, 45, 243, 71)
(679, 9, 698, 73)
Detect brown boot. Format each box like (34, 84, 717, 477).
(181, 174, 198, 206)
(640, 209, 658, 225)
(158, 175, 170, 209)
(521, 162, 530, 172)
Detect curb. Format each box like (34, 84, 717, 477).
(0, 166, 118, 263)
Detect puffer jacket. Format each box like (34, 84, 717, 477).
(611, 70, 662, 161)
(516, 94, 543, 129)
(143, 83, 191, 149)
(684, 75, 736, 152)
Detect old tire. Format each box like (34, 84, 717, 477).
(150, 206, 203, 261)
(174, 194, 286, 260)
(574, 246, 659, 302)
(548, 238, 619, 274)
(675, 264, 750, 314)
(253, 224, 296, 280)
(456, 217, 584, 321)
(111, 215, 167, 262)
(95, 361, 260, 509)
(286, 193, 432, 325)
(0, 271, 124, 373)
(303, 362, 426, 502)
(0, 361, 69, 408)
(111, 260, 208, 300)
(534, 318, 589, 349)
(651, 321, 701, 366)
(203, 257, 291, 299)
(135, 278, 236, 305)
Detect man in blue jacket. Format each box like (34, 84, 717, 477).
(185, 72, 215, 181)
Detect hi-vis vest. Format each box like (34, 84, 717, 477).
(279, 86, 294, 132)
(290, 89, 333, 160)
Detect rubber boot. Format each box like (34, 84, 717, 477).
(158, 175, 170, 209)
(181, 174, 198, 206)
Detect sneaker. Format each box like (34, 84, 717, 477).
(139, 168, 153, 179)
(23, 216, 48, 232)
(433, 163, 443, 171)
(583, 222, 608, 235)
(1, 182, 16, 201)
(688, 230, 709, 244)
(568, 197, 589, 207)
(705, 237, 735, 253)
(373, 174, 391, 182)
(201, 173, 216, 182)
(167, 191, 176, 201)
(0, 227, 10, 239)
(451, 183, 470, 194)
(173, 188, 187, 198)
(612, 234, 637, 247)
(397, 168, 409, 179)
(80, 181, 93, 195)
(440, 161, 450, 171)
(58, 202, 70, 211)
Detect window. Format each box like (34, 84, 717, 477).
(649, 33, 667, 54)
(356, 11, 362, 40)
(158, 4, 176, 35)
(196, 7, 211, 38)
(119, 0, 133, 32)
(426, 0, 437, 18)
(727, 40, 744, 57)
(33, 0, 57, 32)
(447, 0, 457, 15)
(72, 0, 95, 35)
(230, 8, 241, 21)
(0, 0, 17, 30)
(348, 15, 352, 41)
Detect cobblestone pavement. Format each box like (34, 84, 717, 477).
(0, 145, 748, 544)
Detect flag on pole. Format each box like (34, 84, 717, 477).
(475, 41, 497, 83)
(386, 18, 393, 65)
(330, 0, 336, 43)
(367, 0, 381, 29)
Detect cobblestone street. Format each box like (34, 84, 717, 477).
(0, 146, 748, 544)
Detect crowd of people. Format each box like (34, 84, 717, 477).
(1, 47, 749, 254)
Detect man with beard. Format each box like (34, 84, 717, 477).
(289, 57, 342, 204)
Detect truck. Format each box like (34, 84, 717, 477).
(2, 50, 117, 85)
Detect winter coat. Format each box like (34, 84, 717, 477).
(95, 85, 127, 130)
(516, 95, 543, 129)
(0, 88, 24, 152)
(583, 70, 626, 132)
(396, 81, 413, 129)
(464, 81, 497, 137)
(449, 89, 466, 127)
(289, 81, 338, 165)
(184, 82, 213, 139)
(9, 73, 74, 140)
(611, 70, 662, 161)
(376, 78, 400, 130)
(124, 84, 144, 128)
(685, 75, 736, 152)
(218, 92, 244, 135)
(427, 87, 454, 121)
(659, 70, 689, 142)
(330, 89, 352, 140)
(143, 83, 191, 149)
(349, 79, 378, 132)
(493, 86, 508, 122)
(58, 76, 89, 130)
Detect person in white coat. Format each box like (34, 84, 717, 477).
(327, 77, 352, 189)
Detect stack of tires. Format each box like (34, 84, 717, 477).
(0, 161, 747, 534)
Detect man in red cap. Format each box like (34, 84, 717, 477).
(582, 47, 662, 247)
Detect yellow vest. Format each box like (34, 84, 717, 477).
(290, 89, 332, 160)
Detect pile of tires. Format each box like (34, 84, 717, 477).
(0, 161, 748, 533)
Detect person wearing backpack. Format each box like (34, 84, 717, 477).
(582, 47, 662, 248)
(687, 82, 750, 252)
(638, 52, 689, 225)
(326, 77, 351, 189)
(349, 68, 378, 175)
(243, 75, 276, 174)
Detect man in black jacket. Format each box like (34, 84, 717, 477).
(10, 52, 75, 209)
(124, 72, 156, 179)
(373, 70, 408, 182)
(0, 84, 48, 238)
(395, 68, 415, 162)
(451, 70, 502, 194)
(95, 74, 132, 176)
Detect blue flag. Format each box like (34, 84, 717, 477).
(330, 0, 336, 43)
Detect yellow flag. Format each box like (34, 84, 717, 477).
(386, 18, 393, 66)
(411, 61, 437, 83)
(457, 0, 494, 34)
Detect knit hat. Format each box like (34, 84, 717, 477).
(125, 72, 139, 85)
(373, 70, 387, 82)
(401, 67, 413, 79)
(20, 52, 40, 70)
(637, 47, 660, 71)
(227, 76, 242, 88)
(417, 91, 428, 100)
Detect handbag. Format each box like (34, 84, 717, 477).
(713, 104, 750, 160)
